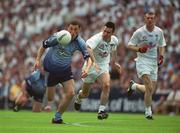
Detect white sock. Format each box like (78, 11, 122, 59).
(98, 105, 106, 113)
(131, 83, 137, 90)
(145, 106, 152, 116)
(76, 90, 82, 103)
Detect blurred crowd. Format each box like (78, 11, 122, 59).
(0, 0, 180, 113)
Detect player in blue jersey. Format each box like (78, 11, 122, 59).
(127, 11, 166, 120)
(34, 20, 90, 124)
(14, 69, 46, 112)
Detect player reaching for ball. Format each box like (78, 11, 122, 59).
(74, 21, 122, 120)
(34, 20, 91, 124)
(127, 10, 166, 120)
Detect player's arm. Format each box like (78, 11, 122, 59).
(87, 46, 100, 72)
(86, 35, 101, 72)
(81, 57, 92, 78)
(127, 31, 140, 52)
(158, 47, 165, 57)
(34, 46, 45, 69)
(87, 46, 96, 63)
(111, 47, 122, 74)
(158, 46, 165, 66)
(158, 30, 166, 66)
(127, 44, 149, 53)
(77, 38, 92, 78)
(127, 45, 140, 52)
(34, 35, 57, 69)
(127, 31, 148, 53)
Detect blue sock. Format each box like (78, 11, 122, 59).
(54, 112, 62, 120)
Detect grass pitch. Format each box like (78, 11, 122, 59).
(0, 110, 179, 133)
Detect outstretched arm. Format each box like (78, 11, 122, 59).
(87, 46, 96, 63)
(111, 50, 122, 74)
(34, 46, 45, 70)
(87, 46, 100, 72)
(81, 57, 92, 78)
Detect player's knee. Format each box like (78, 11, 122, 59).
(67, 90, 75, 98)
(145, 86, 153, 94)
(143, 76, 153, 91)
(103, 83, 110, 92)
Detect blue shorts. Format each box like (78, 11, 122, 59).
(46, 68, 73, 87)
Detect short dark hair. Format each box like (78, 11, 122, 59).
(105, 21, 115, 32)
(68, 20, 81, 28)
(144, 8, 155, 15)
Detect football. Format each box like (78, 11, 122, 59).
(56, 30, 72, 45)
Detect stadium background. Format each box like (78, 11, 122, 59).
(0, 0, 180, 114)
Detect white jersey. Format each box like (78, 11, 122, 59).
(86, 32, 118, 66)
(128, 25, 166, 64)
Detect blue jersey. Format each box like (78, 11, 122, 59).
(43, 34, 89, 74)
(25, 70, 46, 102)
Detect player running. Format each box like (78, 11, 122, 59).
(34, 20, 91, 124)
(127, 10, 166, 120)
(74, 21, 122, 120)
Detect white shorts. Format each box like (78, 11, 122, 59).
(83, 63, 109, 83)
(136, 60, 158, 81)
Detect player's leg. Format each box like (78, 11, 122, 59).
(44, 87, 55, 112)
(130, 61, 154, 119)
(152, 81, 157, 94)
(74, 82, 91, 111)
(127, 80, 146, 95)
(58, 79, 75, 113)
(127, 61, 147, 95)
(32, 101, 42, 112)
(52, 79, 75, 124)
(143, 66, 158, 119)
(14, 81, 29, 111)
(44, 72, 59, 112)
(74, 66, 96, 111)
(14, 92, 28, 111)
(142, 74, 154, 119)
(97, 72, 110, 119)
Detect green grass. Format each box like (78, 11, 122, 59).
(0, 110, 180, 133)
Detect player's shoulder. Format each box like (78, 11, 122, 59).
(50, 32, 59, 39)
(111, 35, 118, 44)
(75, 35, 86, 45)
(95, 32, 102, 37)
(90, 32, 102, 40)
(135, 26, 145, 33)
(86, 32, 102, 44)
(43, 33, 57, 44)
(76, 35, 85, 41)
(154, 26, 163, 33)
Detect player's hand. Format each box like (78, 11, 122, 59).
(158, 55, 164, 66)
(138, 45, 149, 53)
(34, 60, 41, 70)
(114, 62, 122, 74)
(81, 68, 89, 78)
